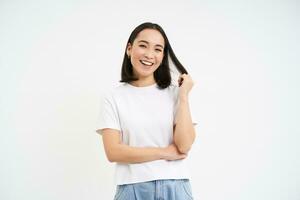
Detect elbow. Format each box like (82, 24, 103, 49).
(105, 144, 128, 163)
(174, 135, 195, 154)
(177, 145, 191, 154)
(173, 128, 196, 154)
(107, 156, 115, 163)
(174, 139, 193, 154)
(106, 147, 118, 163)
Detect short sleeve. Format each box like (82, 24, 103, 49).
(95, 92, 121, 135)
(173, 86, 198, 126)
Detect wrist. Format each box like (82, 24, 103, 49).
(158, 147, 167, 160)
(179, 94, 189, 102)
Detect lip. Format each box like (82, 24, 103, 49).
(140, 60, 154, 66)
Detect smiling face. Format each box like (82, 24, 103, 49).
(126, 29, 165, 83)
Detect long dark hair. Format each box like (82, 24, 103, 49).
(119, 22, 188, 89)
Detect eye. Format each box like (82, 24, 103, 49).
(155, 49, 162, 52)
(139, 44, 146, 48)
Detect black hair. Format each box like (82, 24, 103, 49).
(119, 22, 188, 89)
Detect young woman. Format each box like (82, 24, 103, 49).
(96, 22, 197, 200)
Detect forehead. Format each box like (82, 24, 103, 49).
(134, 29, 165, 47)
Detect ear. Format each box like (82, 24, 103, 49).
(126, 43, 132, 57)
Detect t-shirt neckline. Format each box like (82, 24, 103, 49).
(126, 82, 158, 90)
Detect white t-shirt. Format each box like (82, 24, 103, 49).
(96, 82, 197, 186)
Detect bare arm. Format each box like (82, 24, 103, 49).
(173, 95, 196, 154)
(98, 128, 186, 164)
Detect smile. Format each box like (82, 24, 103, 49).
(140, 60, 154, 66)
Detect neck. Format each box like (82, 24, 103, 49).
(130, 77, 156, 87)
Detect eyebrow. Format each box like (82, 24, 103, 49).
(137, 40, 164, 49)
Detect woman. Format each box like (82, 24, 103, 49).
(96, 22, 197, 200)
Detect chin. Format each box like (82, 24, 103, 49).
(138, 72, 153, 78)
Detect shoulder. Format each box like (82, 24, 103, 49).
(100, 83, 126, 101)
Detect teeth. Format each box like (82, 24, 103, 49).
(140, 60, 153, 66)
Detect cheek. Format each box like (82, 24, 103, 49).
(158, 54, 164, 63)
(132, 48, 144, 58)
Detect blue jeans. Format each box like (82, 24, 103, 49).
(113, 179, 194, 200)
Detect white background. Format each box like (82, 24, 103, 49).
(1, 0, 299, 199)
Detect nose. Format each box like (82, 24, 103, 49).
(144, 50, 155, 60)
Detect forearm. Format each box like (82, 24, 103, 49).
(109, 144, 165, 164)
(173, 95, 196, 154)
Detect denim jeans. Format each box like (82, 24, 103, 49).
(113, 179, 194, 200)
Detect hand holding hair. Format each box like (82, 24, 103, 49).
(178, 73, 194, 97)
